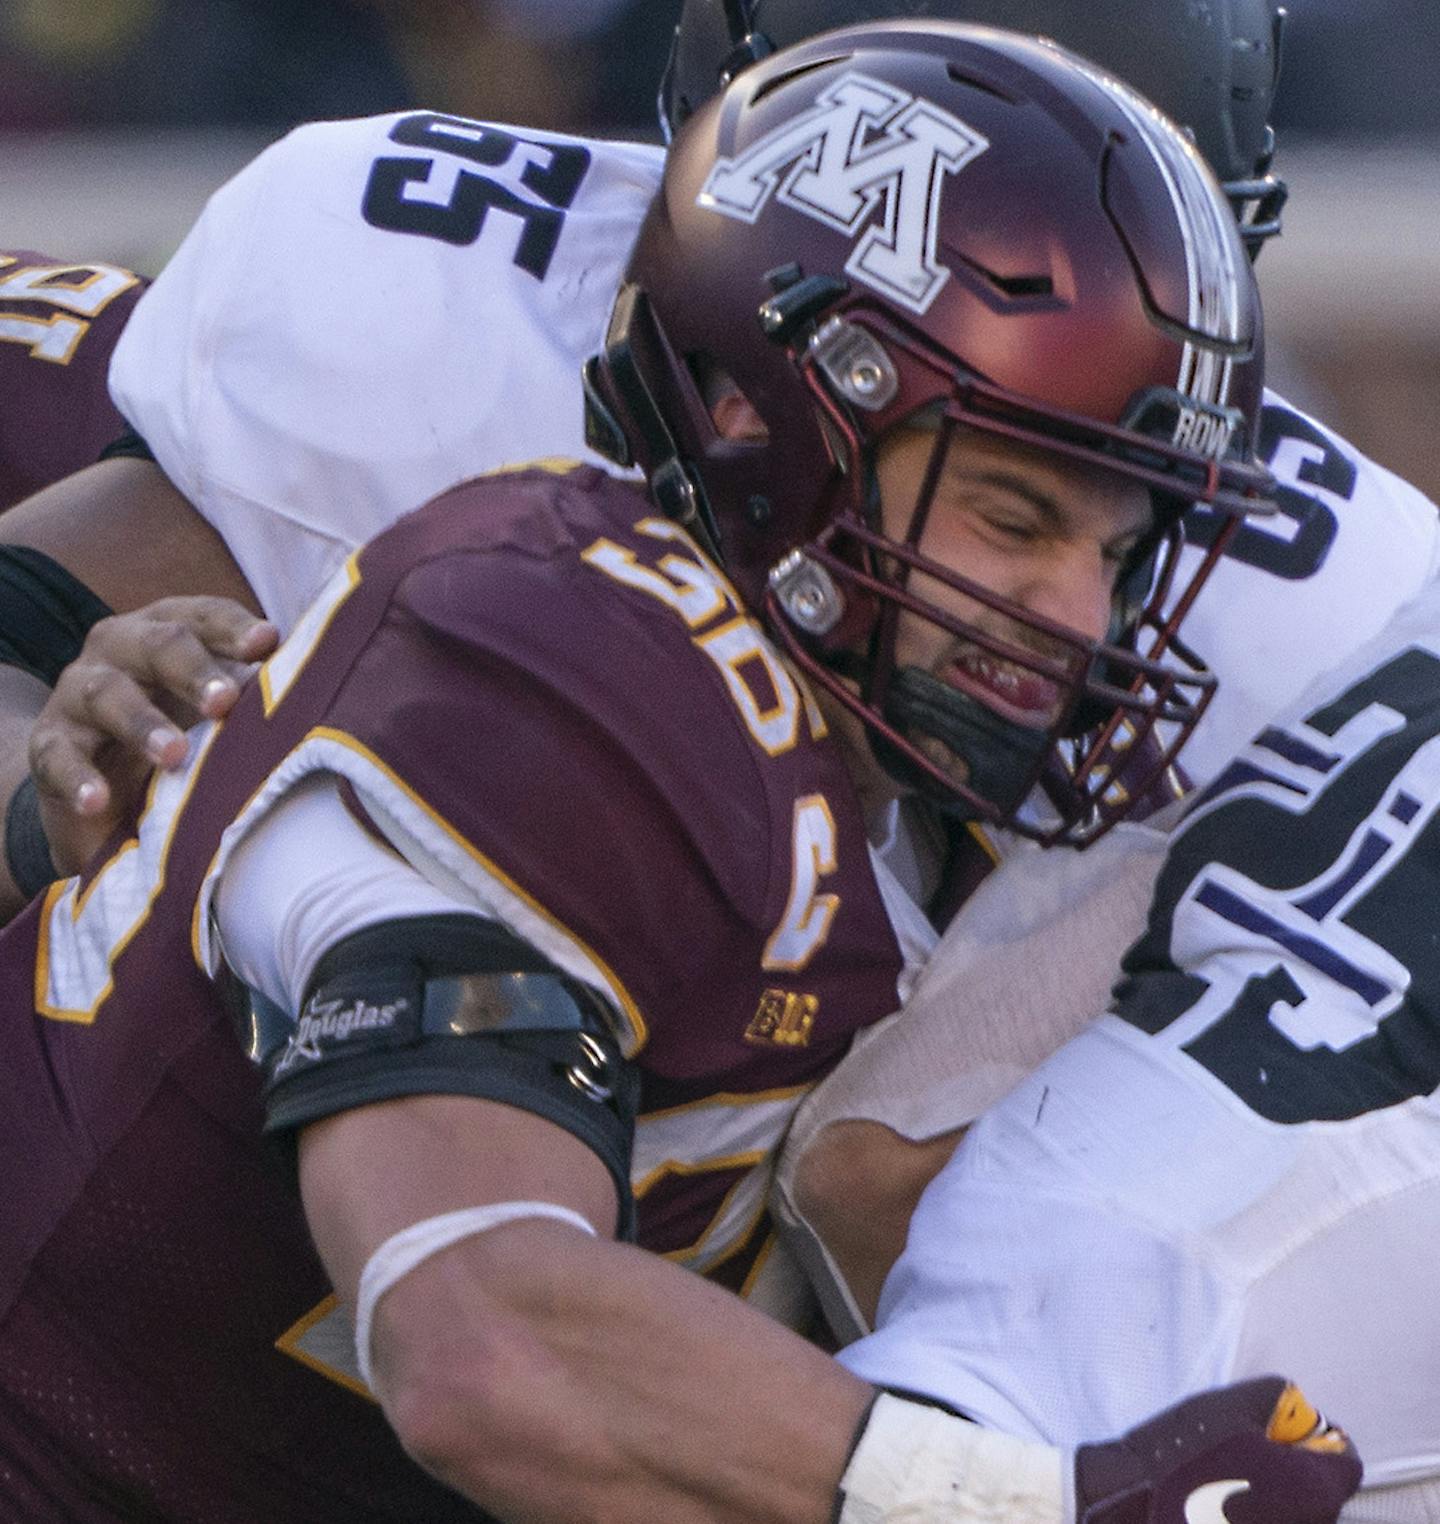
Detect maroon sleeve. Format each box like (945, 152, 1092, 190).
(0, 249, 147, 511)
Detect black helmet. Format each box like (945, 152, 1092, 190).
(659, 0, 1287, 251)
(593, 20, 1273, 845)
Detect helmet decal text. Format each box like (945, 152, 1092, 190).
(698, 72, 988, 314)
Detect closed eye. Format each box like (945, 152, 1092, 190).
(980, 511, 1042, 544)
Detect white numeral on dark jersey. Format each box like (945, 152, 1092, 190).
(764, 796, 840, 972)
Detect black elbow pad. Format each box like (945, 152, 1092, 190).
(230, 913, 641, 1239)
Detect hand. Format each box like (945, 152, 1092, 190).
(28, 596, 278, 873)
(1076, 1376, 1362, 1524)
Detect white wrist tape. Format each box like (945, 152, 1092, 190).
(837, 1392, 1068, 1524)
(354, 1202, 597, 1390)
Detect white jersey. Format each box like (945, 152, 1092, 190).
(1174, 393, 1440, 785)
(109, 110, 663, 632)
(839, 579, 1440, 1508)
(110, 111, 1440, 739)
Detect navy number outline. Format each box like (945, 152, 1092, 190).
(1183, 402, 1358, 581)
(362, 112, 591, 281)
(1116, 647, 1440, 1121)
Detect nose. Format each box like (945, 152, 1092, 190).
(1014, 543, 1113, 644)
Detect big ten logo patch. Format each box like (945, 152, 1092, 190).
(746, 988, 819, 1048)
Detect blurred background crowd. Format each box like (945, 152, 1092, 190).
(0, 0, 665, 134)
(3, 0, 1438, 497)
(2, 0, 1436, 138)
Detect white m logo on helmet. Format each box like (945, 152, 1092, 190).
(699, 72, 989, 315)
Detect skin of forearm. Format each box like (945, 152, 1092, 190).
(374, 1221, 873, 1524)
(300, 1096, 871, 1524)
(791, 1119, 968, 1326)
(0, 458, 258, 614)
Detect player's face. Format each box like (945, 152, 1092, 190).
(873, 424, 1153, 790)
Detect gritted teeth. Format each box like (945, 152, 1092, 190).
(950, 645, 1062, 727)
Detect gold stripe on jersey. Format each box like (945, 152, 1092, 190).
(781, 651, 830, 741)
(739, 1230, 780, 1300)
(258, 552, 363, 717)
(633, 1083, 810, 1134)
(651, 1154, 772, 1275)
(966, 820, 1001, 865)
(633, 1146, 769, 1205)
(475, 456, 584, 480)
(633, 1085, 811, 1272)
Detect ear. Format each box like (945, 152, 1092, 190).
(710, 388, 768, 443)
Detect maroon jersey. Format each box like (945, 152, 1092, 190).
(0, 250, 145, 510)
(0, 465, 907, 1519)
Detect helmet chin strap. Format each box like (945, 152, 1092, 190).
(878, 665, 1051, 823)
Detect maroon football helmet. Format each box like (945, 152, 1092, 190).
(585, 20, 1273, 845)
(658, 0, 1289, 255)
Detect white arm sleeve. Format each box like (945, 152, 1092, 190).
(214, 773, 483, 1013)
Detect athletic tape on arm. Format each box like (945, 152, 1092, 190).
(354, 1202, 598, 1390)
(838, 1393, 1068, 1524)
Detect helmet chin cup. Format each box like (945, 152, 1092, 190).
(881, 665, 1052, 823)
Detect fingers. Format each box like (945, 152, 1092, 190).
(33, 749, 117, 876)
(29, 596, 277, 816)
(91, 598, 277, 723)
(139, 596, 279, 717)
(30, 669, 173, 811)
